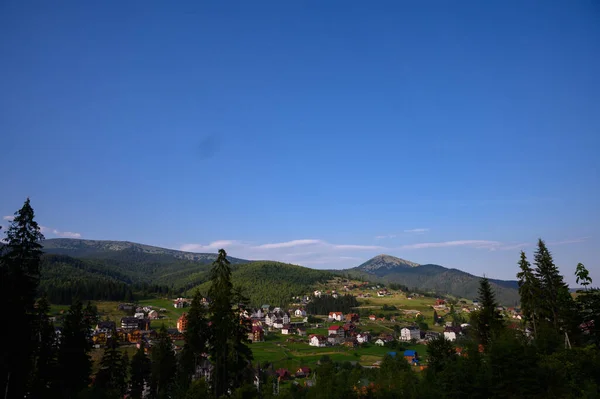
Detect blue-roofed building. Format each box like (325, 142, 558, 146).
(403, 350, 418, 364)
(387, 351, 397, 358)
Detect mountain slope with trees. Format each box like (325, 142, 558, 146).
(339, 254, 521, 305)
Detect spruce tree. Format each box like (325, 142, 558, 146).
(179, 290, 209, 387)
(533, 239, 573, 332)
(208, 249, 253, 397)
(93, 329, 127, 397)
(130, 341, 151, 399)
(57, 298, 93, 398)
(28, 296, 59, 397)
(516, 251, 539, 337)
(0, 198, 45, 398)
(472, 277, 503, 345)
(150, 325, 177, 399)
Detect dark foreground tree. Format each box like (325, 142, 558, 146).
(28, 296, 59, 397)
(471, 277, 503, 346)
(0, 198, 45, 398)
(130, 340, 151, 399)
(533, 239, 574, 334)
(208, 249, 253, 397)
(516, 251, 539, 337)
(150, 325, 177, 399)
(179, 290, 209, 389)
(57, 299, 93, 398)
(93, 329, 127, 398)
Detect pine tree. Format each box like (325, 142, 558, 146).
(516, 251, 539, 337)
(533, 239, 574, 333)
(0, 198, 45, 399)
(208, 249, 253, 397)
(472, 277, 503, 345)
(57, 298, 93, 398)
(130, 341, 151, 399)
(150, 325, 177, 399)
(28, 296, 59, 397)
(93, 329, 127, 397)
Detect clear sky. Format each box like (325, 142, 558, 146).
(1, 1, 599, 284)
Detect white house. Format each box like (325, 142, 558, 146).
(281, 325, 292, 335)
(148, 310, 159, 320)
(328, 312, 343, 321)
(400, 326, 420, 341)
(443, 327, 460, 341)
(314, 290, 322, 298)
(294, 308, 306, 317)
(134, 312, 145, 319)
(375, 338, 386, 346)
(356, 333, 370, 344)
(309, 335, 327, 347)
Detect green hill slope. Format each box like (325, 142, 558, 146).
(193, 261, 334, 307)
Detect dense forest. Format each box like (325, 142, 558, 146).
(195, 261, 333, 307)
(306, 294, 360, 315)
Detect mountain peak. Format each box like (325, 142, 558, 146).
(358, 254, 420, 271)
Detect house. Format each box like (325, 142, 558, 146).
(328, 312, 344, 321)
(121, 317, 150, 330)
(275, 369, 290, 380)
(173, 299, 185, 309)
(117, 303, 134, 311)
(309, 335, 327, 347)
(368, 315, 377, 321)
(374, 338, 386, 346)
(400, 326, 420, 341)
(296, 327, 307, 336)
(328, 325, 345, 337)
(249, 326, 264, 342)
(424, 331, 440, 341)
(281, 325, 292, 335)
(295, 367, 311, 378)
(95, 321, 116, 333)
(177, 313, 188, 333)
(356, 333, 370, 344)
(294, 308, 307, 317)
(404, 350, 419, 365)
(435, 299, 446, 306)
(443, 326, 461, 341)
(345, 313, 360, 323)
(314, 290, 322, 298)
(343, 338, 358, 348)
(148, 310, 159, 320)
(134, 312, 145, 319)
(273, 319, 285, 329)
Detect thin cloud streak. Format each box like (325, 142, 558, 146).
(400, 240, 502, 250)
(3, 215, 15, 221)
(404, 228, 429, 234)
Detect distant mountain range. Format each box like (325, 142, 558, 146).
(36, 239, 520, 305)
(338, 254, 520, 305)
(42, 238, 250, 264)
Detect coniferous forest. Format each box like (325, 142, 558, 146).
(1, 198, 600, 398)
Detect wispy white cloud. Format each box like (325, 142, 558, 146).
(52, 230, 82, 238)
(39, 225, 81, 238)
(404, 228, 429, 234)
(3, 215, 14, 221)
(549, 237, 589, 246)
(375, 234, 397, 240)
(178, 239, 386, 267)
(400, 240, 502, 250)
(255, 239, 321, 250)
(180, 240, 239, 252)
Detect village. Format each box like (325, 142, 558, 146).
(53, 281, 526, 383)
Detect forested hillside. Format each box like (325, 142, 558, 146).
(340, 262, 520, 305)
(194, 261, 333, 307)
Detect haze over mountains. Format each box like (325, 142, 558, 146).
(39, 238, 520, 305)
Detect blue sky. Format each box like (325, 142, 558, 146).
(1, 1, 599, 284)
